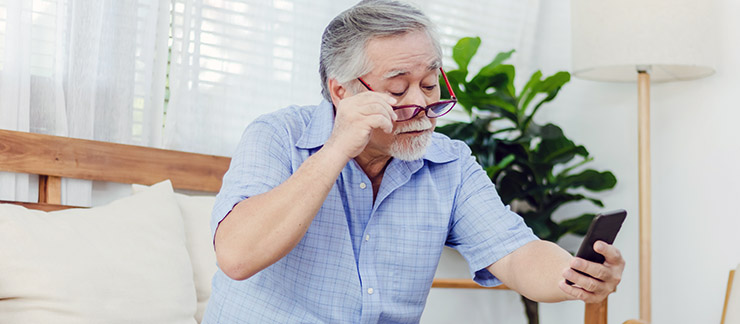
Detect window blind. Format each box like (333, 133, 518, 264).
(164, 0, 540, 155)
(164, 0, 356, 155)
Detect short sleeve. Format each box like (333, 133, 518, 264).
(210, 118, 293, 240)
(447, 153, 539, 287)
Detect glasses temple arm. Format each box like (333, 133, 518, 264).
(439, 68, 456, 100)
(357, 78, 374, 91)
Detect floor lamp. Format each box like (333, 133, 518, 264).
(570, 0, 715, 322)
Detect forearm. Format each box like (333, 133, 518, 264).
(488, 240, 575, 303)
(214, 146, 349, 280)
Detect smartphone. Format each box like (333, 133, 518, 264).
(566, 209, 627, 285)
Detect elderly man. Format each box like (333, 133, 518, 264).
(203, 0, 625, 323)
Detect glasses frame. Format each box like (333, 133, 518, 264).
(357, 67, 457, 122)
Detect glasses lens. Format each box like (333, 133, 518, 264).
(394, 106, 421, 121)
(426, 100, 456, 118)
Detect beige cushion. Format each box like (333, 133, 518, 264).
(0, 180, 197, 324)
(726, 264, 740, 324)
(133, 184, 217, 323)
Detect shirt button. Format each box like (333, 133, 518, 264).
(359, 182, 367, 189)
(367, 288, 374, 295)
(365, 234, 370, 241)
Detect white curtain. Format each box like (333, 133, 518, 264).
(164, 0, 541, 156)
(164, 0, 354, 156)
(0, 0, 171, 205)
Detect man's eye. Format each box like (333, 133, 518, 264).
(390, 91, 405, 96)
(423, 85, 437, 91)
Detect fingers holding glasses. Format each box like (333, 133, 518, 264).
(354, 92, 398, 129)
(325, 92, 398, 159)
(339, 91, 397, 131)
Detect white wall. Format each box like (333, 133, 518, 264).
(532, 0, 740, 323)
(425, 0, 740, 323)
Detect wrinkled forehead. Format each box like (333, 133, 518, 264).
(365, 31, 442, 80)
(382, 60, 442, 80)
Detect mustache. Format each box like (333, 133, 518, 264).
(394, 118, 433, 135)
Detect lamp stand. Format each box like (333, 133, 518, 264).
(637, 69, 652, 323)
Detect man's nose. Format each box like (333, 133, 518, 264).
(401, 86, 428, 107)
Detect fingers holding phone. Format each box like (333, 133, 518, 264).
(573, 241, 624, 282)
(559, 210, 627, 303)
(560, 241, 625, 301)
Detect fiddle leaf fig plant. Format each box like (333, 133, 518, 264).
(436, 37, 618, 324)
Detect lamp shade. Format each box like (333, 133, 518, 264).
(571, 0, 716, 82)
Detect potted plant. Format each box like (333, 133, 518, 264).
(436, 37, 618, 324)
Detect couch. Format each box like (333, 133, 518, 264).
(0, 129, 609, 323)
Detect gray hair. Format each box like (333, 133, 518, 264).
(319, 0, 442, 102)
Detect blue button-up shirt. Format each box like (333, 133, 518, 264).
(203, 100, 538, 323)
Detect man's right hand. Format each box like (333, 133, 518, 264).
(215, 92, 398, 281)
(324, 91, 397, 160)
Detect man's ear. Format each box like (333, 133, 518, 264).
(328, 78, 350, 105)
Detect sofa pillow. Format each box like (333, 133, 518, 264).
(0, 180, 197, 324)
(133, 184, 218, 323)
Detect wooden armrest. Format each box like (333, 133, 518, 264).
(623, 320, 649, 324)
(431, 278, 508, 289)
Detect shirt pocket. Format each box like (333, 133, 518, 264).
(389, 227, 448, 305)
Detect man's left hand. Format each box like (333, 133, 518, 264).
(558, 241, 625, 303)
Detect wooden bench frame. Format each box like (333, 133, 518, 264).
(0, 128, 608, 323)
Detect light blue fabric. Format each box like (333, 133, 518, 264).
(203, 100, 538, 323)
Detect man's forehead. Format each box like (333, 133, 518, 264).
(381, 60, 442, 79)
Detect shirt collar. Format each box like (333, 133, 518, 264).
(421, 134, 459, 164)
(295, 99, 459, 164)
(295, 99, 335, 150)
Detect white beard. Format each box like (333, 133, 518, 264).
(389, 118, 433, 161)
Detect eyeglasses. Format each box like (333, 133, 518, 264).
(357, 67, 457, 122)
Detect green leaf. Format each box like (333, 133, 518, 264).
(556, 157, 594, 178)
(485, 154, 515, 178)
(533, 124, 588, 165)
(436, 122, 472, 140)
(539, 193, 595, 216)
(588, 197, 605, 207)
(497, 170, 532, 205)
(558, 213, 597, 237)
(518, 70, 543, 114)
(474, 97, 518, 117)
(470, 64, 516, 99)
(444, 69, 468, 84)
(521, 72, 571, 130)
(558, 169, 617, 191)
(495, 140, 529, 162)
(452, 37, 481, 73)
(530, 220, 551, 239)
(478, 49, 515, 75)
(540, 123, 563, 139)
(540, 71, 571, 93)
